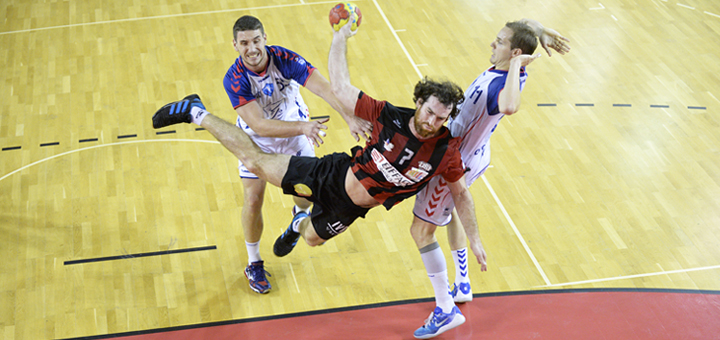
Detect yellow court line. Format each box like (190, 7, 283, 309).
(0, 139, 220, 184)
(0, 0, 353, 36)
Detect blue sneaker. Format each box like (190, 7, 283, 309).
(244, 261, 271, 294)
(451, 282, 473, 303)
(152, 94, 206, 128)
(413, 306, 466, 339)
(273, 211, 308, 257)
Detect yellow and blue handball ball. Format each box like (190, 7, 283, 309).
(329, 2, 362, 31)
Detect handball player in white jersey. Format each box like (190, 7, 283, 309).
(224, 15, 371, 295)
(409, 19, 570, 338)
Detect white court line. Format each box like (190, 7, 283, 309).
(372, 0, 550, 286)
(676, 3, 695, 10)
(482, 176, 552, 286)
(371, 0, 423, 78)
(0, 0, 345, 36)
(539, 265, 720, 288)
(0, 139, 220, 184)
(706, 11, 720, 18)
(589, 3, 605, 10)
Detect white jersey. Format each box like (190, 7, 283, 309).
(451, 66, 527, 186)
(223, 45, 317, 178)
(224, 45, 315, 151)
(413, 66, 528, 225)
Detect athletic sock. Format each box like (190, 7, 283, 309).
(451, 247, 470, 285)
(291, 214, 307, 233)
(419, 242, 455, 313)
(246, 241, 261, 264)
(190, 106, 209, 125)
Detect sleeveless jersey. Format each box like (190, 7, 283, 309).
(350, 92, 465, 210)
(223, 45, 316, 149)
(449, 66, 527, 185)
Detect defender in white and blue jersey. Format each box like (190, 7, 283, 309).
(409, 19, 570, 339)
(223, 16, 371, 295)
(414, 66, 528, 226)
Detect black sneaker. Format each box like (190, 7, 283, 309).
(273, 212, 307, 257)
(152, 94, 205, 129)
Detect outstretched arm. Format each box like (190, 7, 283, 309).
(448, 175, 488, 271)
(305, 71, 372, 142)
(328, 24, 362, 117)
(520, 18, 571, 56)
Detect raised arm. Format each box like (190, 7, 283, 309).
(304, 71, 371, 142)
(519, 18, 571, 57)
(328, 24, 362, 117)
(447, 175, 488, 271)
(497, 53, 540, 115)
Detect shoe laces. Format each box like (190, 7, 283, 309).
(248, 263, 271, 281)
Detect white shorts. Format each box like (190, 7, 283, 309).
(412, 162, 489, 226)
(238, 134, 315, 179)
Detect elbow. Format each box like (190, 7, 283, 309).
(498, 104, 519, 116)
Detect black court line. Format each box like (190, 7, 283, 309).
(64, 245, 217, 265)
(156, 130, 176, 135)
(688, 106, 706, 110)
(310, 115, 330, 120)
(2, 146, 21, 151)
(117, 134, 137, 139)
(79, 138, 99, 143)
(613, 104, 632, 107)
(537, 103, 557, 107)
(651, 104, 670, 108)
(40, 142, 59, 147)
(196, 127, 206, 131)
(57, 287, 720, 340)
(575, 103, 594, 107)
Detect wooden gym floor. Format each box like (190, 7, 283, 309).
(1, 0, 720, 339)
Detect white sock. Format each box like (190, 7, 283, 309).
(190, 106, 209, 125)
(420, 242, 455, 313)
(291, 214, 307, 233)
(246, 241, 261, 264)
(451, 247, 470, 284)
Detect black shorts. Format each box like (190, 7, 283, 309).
(281, 152, 371, 240)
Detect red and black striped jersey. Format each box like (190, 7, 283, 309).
(350, 92, 465, 210)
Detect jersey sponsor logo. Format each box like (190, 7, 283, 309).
(418, 161, 432, 172)
(371, 148, 414, 187)
(393, 119, 402, 128)
(404, 167, 429, 183)
(327, 221, 348, 236)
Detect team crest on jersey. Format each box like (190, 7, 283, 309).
(383, 139, 394, 152)
(404, 167, 429, 183)
(418, 161, 432, 172)
(262, 83, 274, 96)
